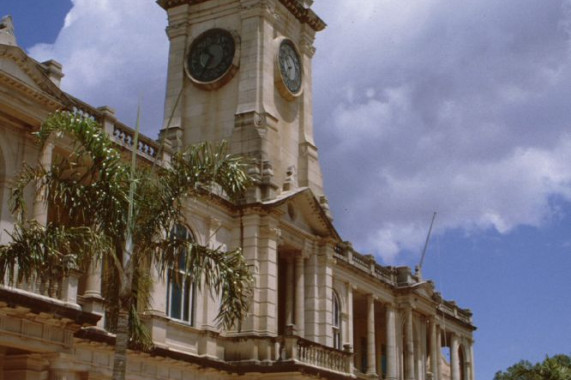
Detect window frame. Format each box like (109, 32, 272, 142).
(332, 290, 342, 350)
(166, 224, 196, 326)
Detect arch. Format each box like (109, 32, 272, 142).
(332, 289, 342, 349)
(166, 224, 197, 325)
(459, 342, 470, 380)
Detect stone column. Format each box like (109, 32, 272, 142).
(420, 320, 427, 380)
(404, 306, 415, 380)
(32, 140, 54, 224)
(346, 284, 354, 348)
(295, 255, 305, 337)
(286, 258, 294, 326)
(469, 341, 476, 380)
(82, 258, 106, 328)
(464, 341, 473, 380)
(451, 334, 460, 380)
(366, 294, 377, 376)
(436, 327, 443, 380)
(386, 305, 398, 380)
(429, 320, 439, 380)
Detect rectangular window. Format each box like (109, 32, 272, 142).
(167, 268, 196, 325)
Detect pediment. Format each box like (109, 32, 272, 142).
(0, 44, 69, 109)
(264, 188, 341, 240)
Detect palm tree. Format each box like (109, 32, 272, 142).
(494, 355, 571, 380)
(0, 111, 254, 380)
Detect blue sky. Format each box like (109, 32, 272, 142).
(3, 1, 571, 379)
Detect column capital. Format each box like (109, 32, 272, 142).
(398, 301, 416, 311)
(367, 293, 378, 302)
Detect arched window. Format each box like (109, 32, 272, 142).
(166, 224, 196, 325)
(332, 290, 342, 350)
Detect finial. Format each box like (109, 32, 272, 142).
(0, 15, 18, 46)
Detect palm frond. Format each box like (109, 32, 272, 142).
(171, 141, 252, 201)
(153, 237, 253, 330)
(0, 221, 107, 285)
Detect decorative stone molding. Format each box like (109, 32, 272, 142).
(166, 21, 188, 40)
(277, 0, 326, 31)
(157, 0, 209, 10)
(0, 16, 18, 46)
(234, 111, 269, 130)
(0, 71, 62, 112)
(300, 36, 317, 58)
(282, 165, 298, 191)
(41, 60, 64, 87)
(240, 0, 278, 22)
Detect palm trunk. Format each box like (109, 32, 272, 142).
(112, 309, 129, 380)
(112, 106, 140, 380)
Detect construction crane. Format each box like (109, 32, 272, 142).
(415, 211, 437, 280)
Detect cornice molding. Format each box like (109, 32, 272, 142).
(157, 0, 326, 31)
(0, 72, 63, 111)
(277, 0, 325, 31)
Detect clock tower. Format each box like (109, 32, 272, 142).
(158, 0, 327, 205)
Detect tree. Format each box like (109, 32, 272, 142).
(0, 111, 254, 380)
(494, 354, 571, 380)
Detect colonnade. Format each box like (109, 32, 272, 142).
(345, 289, 475, 380)
(279, 253, 475, 380)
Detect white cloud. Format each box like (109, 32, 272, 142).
(28, 0, 168, 137)
(23, 0, 571, 265)
(313, 0, 571, 263)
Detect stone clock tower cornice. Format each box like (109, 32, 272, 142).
(156, 0, 326, 31)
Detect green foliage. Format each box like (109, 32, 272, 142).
(494, 355, 571, 380)
(0, 110, 254, 340)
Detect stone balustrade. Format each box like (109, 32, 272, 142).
(112, 123, 159, 160)
(9, 270, 79, 306)
(281, 327, 353, 375)
(296, 338, 352, 373)
(333, 243, 473, 326)
(70, 103, 165, 164)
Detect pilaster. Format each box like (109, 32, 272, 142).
(345, 283, 354, 349)
(303, 250, 319, 341)
(161, 4, 190, 134)
(294, 254, 305, 337)
(240, 213, 261, 333)
(285, 257, 294, 325)
(239, 213, 279, 335)
(316, 243, 334, 345)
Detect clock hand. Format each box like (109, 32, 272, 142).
(201, 51, 213, 75)
(287, 58, 295, 79)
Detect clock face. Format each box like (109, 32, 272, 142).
(278, 39, 302, 95)
(187, 29, 237, 85)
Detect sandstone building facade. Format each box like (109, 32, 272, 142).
(0, 1, 475, 379)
